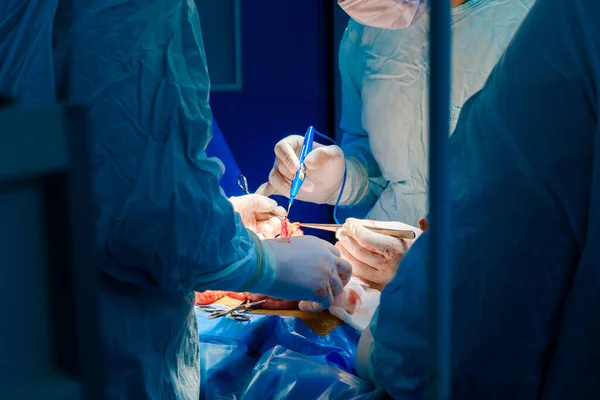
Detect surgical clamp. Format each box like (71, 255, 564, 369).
(238, 175, 250, 195)
(237, 174, 286, 219)
(199, 299, 267, 322)
(297, 223, 417, 240)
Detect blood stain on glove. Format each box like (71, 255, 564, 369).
(335, 288, 362, 314)
(344, 289, 361, 314)
(315, 282, 329, 303)
(299, 287, 362, 315)
(419, 218, 429, 232)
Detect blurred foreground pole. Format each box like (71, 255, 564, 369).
(427, 0, 451, 399)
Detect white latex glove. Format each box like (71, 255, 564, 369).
(299, 286, 362, 314)
(336, 218, 422, 291)
(258, 236, 353, 308)
(256, 134, 350, 205)
(299, 276, 381, 332)
(229, 194, 286, 239)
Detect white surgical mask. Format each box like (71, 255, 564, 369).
(337, 0, 427, 29)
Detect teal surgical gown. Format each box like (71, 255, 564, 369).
(367, 0, 600, 397)
(0, 0, 57, 105)
(339, 0, 534, 225)
(52, 1, 265, 398)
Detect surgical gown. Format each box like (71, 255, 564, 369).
(339, 0, 534, 225)
(52, 1, 265, 398)
(0, 0, 57, 105)
(367, 0, 600, 398)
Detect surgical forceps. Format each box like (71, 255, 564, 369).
(238, 175, 250, 195)
(237, 174, 286, 220)
(198, 299, 266, 322)
(297, 223, 416, 240)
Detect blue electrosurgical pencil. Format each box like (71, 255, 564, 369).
(287, 126, 316, 216)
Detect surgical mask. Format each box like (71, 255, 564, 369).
(338, 0, 427, 29)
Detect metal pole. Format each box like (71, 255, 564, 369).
(427, 0, 451, 399)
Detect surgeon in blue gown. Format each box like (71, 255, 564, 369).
(353, 0, 600, 398)
(1, 1, 353, 399)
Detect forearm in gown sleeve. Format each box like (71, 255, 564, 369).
(338, 31, 386, 207)
(63, 0, 270, 298)
(103, 146, 267, 297)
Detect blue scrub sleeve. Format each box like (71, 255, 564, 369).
(54, 0, 273, 297)
(338, 25, 386, 208)
(367, 0, 600, 398)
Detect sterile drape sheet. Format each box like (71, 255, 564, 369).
(195, 307, 386, 399)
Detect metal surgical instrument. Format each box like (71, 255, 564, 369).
(199, 299, 266, 322)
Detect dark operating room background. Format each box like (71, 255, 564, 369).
(196, 0, 352, 237)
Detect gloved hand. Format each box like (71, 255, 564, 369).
(336, 218, 422, 291)
(229, 194, 286, 239)
(299, 286, 362, 314)
(255, 236, 353, 308)
(299, 276, 383, 332)
(256, 134, 363, 205)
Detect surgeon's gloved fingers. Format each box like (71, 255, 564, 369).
(298, 300, 324, 312)
(258, 215, 283, 232)
(275, 157, 297, 181)
(318, 239, 352, 284)
(274, 206, 287, 217)
(342, 221, 407, 259)
(337, 231, 387, 268)
(255, 213, 283, 224)
(298, 179, 316, 193)
(304, 145, 344, 170)
(243, 218, 258, 234)
(255, 216, 282, 231)
(315, 286, 334, 309)
(255, 209, 286, 222)
(337, 241, 380, 285)
(329, 271, 345, 297)
(274, 135, 303, 173)
(337, 241, 370, 273)
(257, 233, 266, 240)
(264, 168, 292, 196)
(274, 159, 318, 194)
(240, 194, 283, 213)
(300, 288, 362, 314)
(256, 221, 279, 239)
(335, 255, 353, 287)
(323, 239, 342, 257)
(273, 162, 318, 194)
(256, 182, 276, 197)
